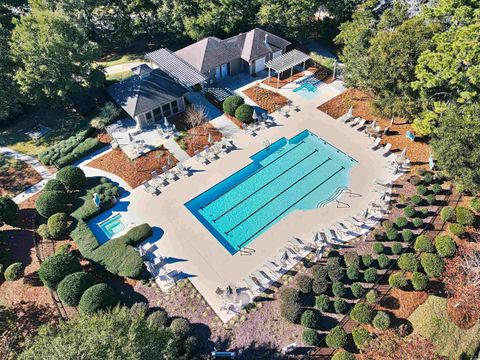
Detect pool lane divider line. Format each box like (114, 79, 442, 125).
(199, 140, 306, 210)
(212, 149, 319, 222)
(225, 157, 332, 235)
(237, 166, 346, 247)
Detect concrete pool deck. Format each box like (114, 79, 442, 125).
(89, 79, 396, 323)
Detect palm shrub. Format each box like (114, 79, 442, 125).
(352, 327, 372, 350)
(440, 206, 454, 222)
(351, 283, 365, 298)
(315, 294, 330, 312)
(388, 272, 408, 288)
(455, 206, 475, 226)
(325, 326, 347, 349)
(412, 217, 423, 228)
(39, 253, 82, 290)
(301, 310, 321, 329)
(377, 254, 390, 269)
(403, 205, 416, 218)
(410, 195, 422, 206)
(4, 262, 24, 281)
(385, 228, 398, 241)
(398, 253, 420, 272)
(414, 235, 434, 253)
(365, 289, 377, 305)
(280, 287, 300, 303)
(350, 303, 373, 324)
(0, 196, 19, 225)
(372, 242, 384, 254)
(416, 185, 428, 196)
(222, 95, 244, 115)
(332, 281, 346, 297)
(280, 301, 302, 323)
(411, 271, 428, 291)
(391, 242, 403, 255)
(303, 328, 319, 346)
(372, 311, 390, 329)
(332, 351, 355, 360)
(363, 268, 377, 283)
(346, 265, 359, 281)
(402, 229, 413, 242)
(234, 104, 253, 123)
(57, 271, 95, 307)
(78, 283, 118, 315)
(296, 274, 313, 294)
(395, 217, 408, 229)
(421, 253, 445, 278)
(344, 250, 360, 268)
(311, 264, 328, 281)
(312, 279, 328, 295)
(449, 223, 466, 236)
(434, 235, 456, 257)
(56, 166, 86, 190)
(361, 254, 373, 267)
(334, 298, 348, 314)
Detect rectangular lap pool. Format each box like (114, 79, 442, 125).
(185, 130, 357, 254)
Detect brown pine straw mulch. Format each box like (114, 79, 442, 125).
(261, 65, 334, 88)
(177, 123, 223, 157)
(318, 88, 431, 166)
(86, 147, 178, 189)
(243, 85, 288, 113)
(0, 161, 43, 198)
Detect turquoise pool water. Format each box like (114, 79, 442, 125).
(293, 77, 322, 100)
(185, 130, 357, 255)
(99, 214, 125, 241)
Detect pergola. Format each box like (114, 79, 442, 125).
(265, 49, 311, 87)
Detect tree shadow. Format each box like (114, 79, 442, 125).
(379, 295, 400, 310)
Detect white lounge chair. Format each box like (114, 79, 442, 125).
(368, 137, 381, 150)
(161, 166, 177, 181)
(375, 178, 391, 187)
(176, 163, 190, 177)
(281, 343, 297, 355)
(244, 276, 262, 294)
(382, 143, 392, 156)
(289, 237, 312, 251)
(349, 117, 361, 127)
(264, 261, 283, 276)
(252, 270, 272, 287)
(194, 150, 208, 164)
(334, 222, 350, 234)
(355, 119, 367, 130)
(314, 246, 325, 262)
(203, 146, 218, 161)
(142, 181, 160, 196)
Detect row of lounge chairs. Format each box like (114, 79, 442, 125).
(142, 163, 191, 196)
(140, 242, 183, 286)
(242, 113, 277, 137)
(194, 138, 235, 164)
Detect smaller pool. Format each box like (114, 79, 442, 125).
(293, 77, 322, 100)
(99, 214, 125, 240)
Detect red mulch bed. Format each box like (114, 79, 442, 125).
(95, 130, 113, 144)
(318, 88, 431, 166)
(177, 123, 223, 157)
(0, 161, 43, 198)
(86, 147, 178, 188)
(243, 85, 289, 113)
(261, 65, 334, 88)
(378, 288, 429, 320)
(446, 296, 479, 329)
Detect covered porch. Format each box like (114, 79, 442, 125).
(264, 49, 311, 88)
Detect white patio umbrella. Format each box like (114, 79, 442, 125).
(371, 120, 377, 128)
(312, 231, 321, 244)
(128, 132, 134, 143)
(167, 154, 173, 166)
(280, 250, 289, 265)
(163, 117, 170, 129)
(207, 132, 212, 144)
(348, 106, 353, 117)
(252, 110, 258, 123)
(399, 147, 407, 159)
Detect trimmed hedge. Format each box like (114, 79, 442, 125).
(440, 206, 454, 222)
(372, 242, 384, 254)
(411, 195, 422, 206)
(366, 289, 377, 305)
(361, 254, 373, 267)
(403, 205, 416, 218)
(402, 229, 413, 242)
(372, 311, 390, 329)
(147, 309, 168, 328)
(334, 298, 348, 314)
(315, 294, 330, 311)
(332, 281, 346, 298)
(57, 271, 95, 307)
(280, 301, 302, 323)
(332, 351, 355, 360)
(35, 190, 68, 218)
(389, 271, 408, 288)
(421, 253, 445, 278)
(326, 326, 347, 349)
(280, 287, 300, 303)
(351, 282, 365, 298)
(0, 196, 18, 225)
(350, 303, 374, 324)
(395, 217, 408, 229)
(222, 95, 244, 115)
(301, 310, 321, 329)
(327, 257, 344, 282)
(78, 283, 118, 315)
(44, 179, 67, 192)
(377, 254, 390, 269)
(234, 104, 253, 123)
(434, 235, 456, 257)
(4, 262, 24, 281)
(170, 318, 191, 339)
(398, 253, 420, 272)
(471, 197, 480, 212)
(39, 253, 82, 290)
(449, 223, 466, 236)
(344, 250, 360, 268)
(312, 279, 328, 295)
(297, 274, 313, 294)
(391, 242, 403, 255)
(311, 264, 327, 281)
(412, 217, 423, 228)
(455, 206, 475, 226)
(303, 328, 320, 346)
(414, 235, 434, 253)
(411, 271, 428, 291)
(363, 267, 377, 283)
(346, 265, 360, 281)
(352, 327, 372, 350)
(56, 166, 86, 190)
(39, 129, 92, 165)
(47, 213, 68, 239)
(385, 228, 398, 241)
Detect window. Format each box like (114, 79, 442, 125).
(162, 103, 172, 117)
(153, 107, 162, 121)
(171, 100, 179, 115)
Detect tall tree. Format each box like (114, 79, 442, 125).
(10, 9, 101, 105)
(0, 25, 21, 125)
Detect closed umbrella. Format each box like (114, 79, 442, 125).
(361, 208, 369, 219)
(399, 147, 407, 159)
(312, 231, 321, 244)
(128, 132, 134, 143)
(348, 106, 353, 117)
(163, 117, 170, 129)
(252, 110, 258, 123)
(225, 285, 233, 299)
(167, 154, 173, 166)
(207, 132, 212, 144)
(280, 250, 289, 265)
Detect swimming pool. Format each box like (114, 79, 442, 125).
(98, 214, 125, 241)
(293, 77, 322, 100)
(185, 130, 357, 254)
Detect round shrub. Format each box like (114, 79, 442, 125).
(423, 172, 433, 184)
(56, 166, 86, 190)
(411, 195, 422, 206)
(326, 326, 347, 349)
(130, 302, 149, 318)
(395, 217, 408, 229)
(409, 175, 421, 186)
(449, 223, 466, 236)
(351, 282, 365, 298)
(170, 318, 191, 339)
(352, 327, 372, 350)
(38, 224, 51, 239)
(411, 271, 428, 291)
(334, 298, 348, 314)
(332, 351, 355, 360)
(312, 279, 328, 295)
(311, 264, 327, 281)
(416, 185, 428, 196)
(455, 206, 475, 226)
(403, 205, 416, 218)
(147, 309, 168, 328)
(402, 229, 413, 242)
(57, 271, 95, 307)
(297, 274, 313, 294)
(366, 289, 377, 305)
(470, 197, 480, 212)
(280, 301, 302, 323)
(364, 267, 377, 283)
(222, 95, 244, 115)
(332, 281, 346, 298)
(301, 310, 321, 329)
(35, 191, 68, 218)
(440, 206, 454, 222)
(234, 104, 253, 123)
(389, 272, 408, 288)
(350, 303, 373, 324)
(426, 194, 436, 205)
(417, 168, 427, 176)
(47, 213, 68, 239)
(4, 262, 24, 281)
(398, 253, 420, 272)
(78, 283, 117, 315)
(373, 242, 384, 254)
(344, 250, 360, 268)
(386, 228, 398, 241)
(377, 254, 390, 269)
(315, 294, 329, 312)
(327, 259, 344, 282)
(44, 179, 67, 192)
(39, 253, 82, 290)
(382, 220, 393, 231)
(302, 328, 319, 346)
(391, 242, 403, 255)
(184, 335, 200, 357)
(372, 311, 390, 329)
(431, 183, 442, 195)
(0, 196, 19, 225)
(362, 254, 373, 267)
(412, 217, 423, 228)
(421, 253, 445, 278)
(280, 287, 300, 303)
(435, 235, 456, 257)
(414, 235, 434, 253)
(347, 265, 360, 281)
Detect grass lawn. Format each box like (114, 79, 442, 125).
(95, 53, 146, 68)
(408, 295, 480, 358)
(106, 70, 133, 82)
(0, 106, 91, 156)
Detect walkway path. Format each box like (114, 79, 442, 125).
(209, 116, 241, 138)
(163, 139, 190, 162)
(0, 147, 54, 204)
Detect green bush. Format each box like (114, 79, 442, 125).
(344, 250, 360, 268)
(311, 264, 327, 281)
(389, 272, 408, 288)
(234, 104, 253, 123)
(55, 243, 72, 255)
(39, 253, 82, 290)
(280, 287, 301, 303)
(440, 206, 455, 222)
(391, 242, 403, 255)
(409, 175, 422, 186)
(411, 195, 422, 206)
(315, 294, 330, 311)
(301, 310, 321, 329)
(350, 303, 373, 324)
(327, 257, 344, 282)
(373, 242, 384, 254)
(170, 318, 190, 339)
(347, 265, 360, 281)
(470, 197, 480, 212)
(435, 235, 456, 258)
(332, 281, 346, 298)
(366, 289, 377, 305)
(414, 235, 434, 253)
(78, 283, 117, 315)
(351, 282, 365, 298)
(57, 271, 95, 306)
(332, 350, 355, 360)
(0, 196, 19, 226)
(47, 213, 68, 239)
(412, 217, 423, 228)
(417, 185, 428, 196)
(421, 253, 445, 278)
(372, 311, 390, 329)
(312, 279, 328, 295)
(37, 223, 51, 239)
(302, 328, 319, 346)
(86, 179, 121, 207)
(361, 254, 373, 267)
(431, 183, 443, 195)
(402, 229, 413, 242)
(395, 217, 408, 229)
(280, 301, 302, 323)
(147, 309, 168, 328)
(398, 253, 420, 272)
(455, 206, 475, 226)
(222, 95, 244, 115)
(352, 327, 372, 350)
(35, 191, 68, 218)
(39, 129, 92, 165)
(411, 271, 428, 291)
(56, 166, 86, 190)
(70, 220, 100, 257)
(43, 179, 67, 193)
(377, 254, 390, 269)
(423, 172, 433, 184)
(382, 220, 393, 231)
(449, 223, 466, 236)
(334, 298, 348, 314)
(325, 326, 347, 349)
(90, 102, 122, 129)
(385, 228, 398, 241)
(55, 138, 102, 168)
(403, 205, 416, 218)
(4, 262, 24, 281)
(297, 274, 313, 294)
(426, 194, 436, 205)
(364, 267, 377, 283)
(417, 168, 427, 176)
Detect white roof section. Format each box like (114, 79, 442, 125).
(146, 48, 207, 87)
(265, 49, 310, 73)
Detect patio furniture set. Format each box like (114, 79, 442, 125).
(194, 138, 236, 164)
(139, 242, 184, 286)
(142, 162, 191, 196)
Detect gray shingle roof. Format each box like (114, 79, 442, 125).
(107, 66, 188, 118)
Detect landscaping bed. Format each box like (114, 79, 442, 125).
(176, 123, 222, 157)
(86, 147, 178, 188)
(243, 85, 289, 113)
(0, 155, 43, 197)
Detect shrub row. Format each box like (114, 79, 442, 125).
(39, 129, 93, 165)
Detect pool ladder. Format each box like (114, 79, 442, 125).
(316, 186, 361, 209)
